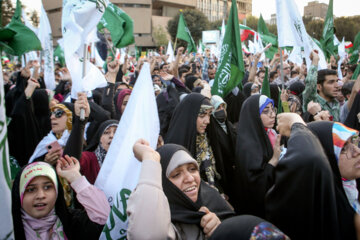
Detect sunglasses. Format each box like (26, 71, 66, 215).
(51, 109, 65, 118)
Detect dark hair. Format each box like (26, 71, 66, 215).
(347, 64, 357, 73)
(291, 70, 299, 78)
(179, 68, 189, 78)
(341, 80, 355, 98)
(256, 70, 265, 77)
(160, 63, 168, 70)
(269, 71, 277, 80)
(317, 69, 337, 85)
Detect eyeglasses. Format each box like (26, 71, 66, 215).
(341, 135, 360, 159)
(51, 109, 65, 118)
(283, 67, 290, 70)
(262, 107, 277, 116)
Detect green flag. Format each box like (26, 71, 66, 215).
(258, 14, 270, 36)
(97, 3, 135, 49)
(212, 0, 244, 97)
(349, 32, 360, 64)
(351, 64, 360, 80)
(257, 14, 278, 59)
(0, 28, 16, 54)
(135, 45, 140, 61)
(54, 45, 65, 67)
(320, 0, 335, 60)
(176, 12, 197, 53)
(261, 67, 271, 98)
(4, 0, 42, 56)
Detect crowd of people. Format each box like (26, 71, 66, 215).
(3, 41, 360, 239)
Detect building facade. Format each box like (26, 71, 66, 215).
(304, 1, 328, 20)
(44, 0, 252, 47)
(196, 0, 252, 22)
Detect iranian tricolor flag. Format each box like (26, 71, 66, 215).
(239, 24, 256, 42)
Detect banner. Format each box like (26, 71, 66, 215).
(95, 63, 160, 239)
(0, 63, 14, 240)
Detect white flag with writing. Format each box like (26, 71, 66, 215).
(276, 0, 327, 70)
(61, 0, 107, 99)
(0, 64, 14, 240)
(95, 62, 160, 239)
(39, 5, 56, 90)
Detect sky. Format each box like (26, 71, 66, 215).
(252, 0, 360, 20)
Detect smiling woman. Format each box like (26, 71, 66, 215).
(127, 140, 289, 239)
(127, 142, 234, 239)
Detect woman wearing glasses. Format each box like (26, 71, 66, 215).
(29, 93, 90, 164)
(234, 94, 282, 218)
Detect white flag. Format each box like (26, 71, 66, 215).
(94, 45, 105, 68)
(338, 38, 346, 79)
(166, 40, 175, 63)
(39, 5, 56, 90)
(216, 19, 226, 59)
(255, 33, 265, 61)
(248, 40, 256, 54)
(276, 0, 327, 70)
(61, 0, 107, 99)
(95, 62, 160, 239)
(0, 64, 14, 240)
(288, 46, 303, 66)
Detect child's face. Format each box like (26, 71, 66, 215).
(22, 176, 57, 219)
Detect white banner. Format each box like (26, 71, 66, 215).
(61, 0, 107, 99)
(39, 5, 56, 90)
(95, 63, 160, 239)
(0, 64, 14, 240)
(276, 0, 327, 70)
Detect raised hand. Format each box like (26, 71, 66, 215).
(276, 113, 306, 137)
(74, 92, 90, 118)
(133, 139, 160, 162)
(56, 155, 82, 183)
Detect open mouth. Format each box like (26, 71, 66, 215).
(183, 186, 197, 193)
(34, 203, 47, 210)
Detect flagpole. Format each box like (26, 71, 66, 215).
(40, 51, 44, 75)
(80, 44, 87, 121)
(173, 38, 178, 55)
(279, 47, 284, 89)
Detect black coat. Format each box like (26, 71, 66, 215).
(308, 121, 357, 240)
(266, 123, 345, 240)
(235, 94, 275, 218)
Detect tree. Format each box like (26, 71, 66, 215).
(167, 9, 209, 47)
(152, 25, 169, 47)
(209, 19, 223, 30)
(306, 19, 323, 40)
(1, 0, 14, 27)
(245, 15, 258, 30)
(268, 24, 277, 35)
(29, 10, 39, 27)
(334, 16, 360, 43)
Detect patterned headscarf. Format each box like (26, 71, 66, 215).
(332, 122, 358, 161)
(20, 162, 58, 206)
(332, 122, 360, 213)
(50, 104, 73, 132)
